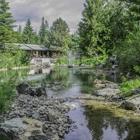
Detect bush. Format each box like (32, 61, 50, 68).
(120, 78, 140, 97)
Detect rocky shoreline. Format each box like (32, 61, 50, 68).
(93, 79, 140, 114)
(1, 78, 140, 140)
(0, 95, 74, 140)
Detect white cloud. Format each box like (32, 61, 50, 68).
(7, 0, 85, 33)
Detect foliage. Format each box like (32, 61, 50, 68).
(117, 30, 140, 75)
(49, 18, 71, 52)
(55, 55, 68, 66)
(22, 18, 38, 44)
(39, 17, 49, 45)
(14, 25, 23, 43)
(0, 44, 29, 112)
(0, 0, 16, 45)
(77, 46, 108, 66)
(0, 44, 29, 68)
(78, 0, 109, 56)
(120, 78, 140, 97)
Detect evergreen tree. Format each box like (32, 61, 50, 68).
(18, 25, 22, 35)
(39, 17, 49, 45)
(14, 25, 23, 43)
(78, 0, 107, 56)
(0, 0, 16, 45)
(78, 0, 129, 56)
(50, 17, 71, 50)
(22, 18, 35, 44)
(32, 31, 40, 44)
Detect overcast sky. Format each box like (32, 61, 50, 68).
(7, 0, 85, 33)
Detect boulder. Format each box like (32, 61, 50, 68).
(16, 83, 47, 97)
(94, 88, 120, 97)
(16, 83, 34, 95)
(0, 118, 27, 140)
(124, 96, 140, 110)
(35, 87, 47, 97)
(94, 79, 118, 89)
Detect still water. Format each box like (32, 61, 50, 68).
(25, 67, 140, 140)
(1, 67, 140, 140)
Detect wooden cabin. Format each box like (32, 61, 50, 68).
(14, 43, 61, 58)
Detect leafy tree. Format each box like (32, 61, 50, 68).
(39, 17, 49, 45)
(49, 17, 71, 51)
(22, 18, 35, 44)
(0, 0, 16, 46)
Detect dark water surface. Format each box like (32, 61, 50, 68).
(1, 67, 140, 140)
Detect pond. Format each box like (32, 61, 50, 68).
(1, 67, 140, 140)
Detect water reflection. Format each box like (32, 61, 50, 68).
(84, 102, 140, 140)
(28, 67, 51, 75)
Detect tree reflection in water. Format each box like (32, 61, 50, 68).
(84, 101, 140, 140)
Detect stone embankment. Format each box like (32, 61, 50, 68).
(0, 88, 73, 140)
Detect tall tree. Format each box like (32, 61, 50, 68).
(39, 17, 49, 45)
(78, 0, 129, 56)
(78, 0, 108, 56)
(0, 0, 16, 46)
(22, 18, 35, 44)
(49, 17, 71, 50)
(14, 25, 23, 43)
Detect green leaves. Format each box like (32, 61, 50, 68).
(120, 78, 140, 97)
(49, 18, 71, 51)
(39, 17, 49, 45)
(0, 0, 16, 45)
(22, 18, 37, 44)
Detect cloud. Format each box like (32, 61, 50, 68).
(7, 0, 85, 33)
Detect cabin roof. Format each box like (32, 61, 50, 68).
(25, 44, 49, 51)
(12, 43, 49, 51)
(3, 43, 61, 52)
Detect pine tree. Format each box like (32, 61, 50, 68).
(78, 0, 107, 56)
(39, 17, 49, 45)
(50, 17, 71, 50)
(0, 0, 16, 45)
(22, 18, 35, 44)
(18, 25, 22, 35)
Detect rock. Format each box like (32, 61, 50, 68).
(93, 88, 120, 97)
(94, 79, 118, 89)
(34, 122, 42, 128)
(0, 118, 27, 140)
(48, 114, 56, 122)
(17, 83, 47, 97)
(28, 135, 51, 140)
(131, 87, 140, 96)
(124, 96, 140, 110)
(34, 87, 47, 97)
(31, 130, 42, 136)
(32, 112, 40, 120)
(0, 95, 72, 140)
(16, 83, 34, 95)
